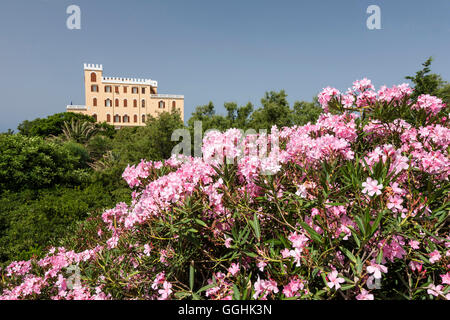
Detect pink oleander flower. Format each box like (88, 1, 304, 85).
(106, 236, 119, 249)
(327, 271, 345, 290)
(288, 231, 309, 250)
(6, 260, 32, 277)
(158, 281, 172, 300)
(143, 244, 151, 256)
(253, 277, 279, 300)
(352, 78, 375, 92)
(440, 272, 450, 285)
(295, 184, 308, 198)
(409, 240, 420, 250)
(289, 248, 302, 267)
(282, 277, 304, 298)
(281, 248, 291, 258)
(429, 250, 441, 264)
(252, 277, 265, 299)
(409, 261, 423, 272)
(427, 284, 443, 297)
(228, 263, 240, 276)
(257, 260, 267, 272)
(415, 94, 446, 115)
(152, 272, 166, 290)
(356, 289, 374, 300)
(366, 263, 388, 279)
(341, 93, 355, 108)
(224, 238, 233, 248)
(362, 177, 383, 197)
(318, 87, 341, 112)
(387, 196, 403, 211)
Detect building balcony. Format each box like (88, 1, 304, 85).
(150, 94, 184, 99)
(66, 105, 87, 110)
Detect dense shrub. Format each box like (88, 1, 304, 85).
(0, 79, 448, 300)
(0, 134, 88, 192)
(0, 183, 130, 266)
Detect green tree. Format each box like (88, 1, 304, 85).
(292, 97, 322, 125)
(406, 57, 449, 105)
(187, 102, 229, 133)
(187, 91, 321, 136)
(61, 119, 102, 145)
(17, 112, 115, 138)
(112, 110, 185, 164)
(249, 90, 293, 130)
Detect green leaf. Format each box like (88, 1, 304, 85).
(356, 256, 363, 275)
(194, 218, 207, 227)
(340, 284, 355, 291)
(370, 209, 386, 236)
(340, 246, 356, 264)
(232, 284, 241, 300)
(175, 291, 191, 299)
(321, 272, 328, 286)
(244, 251, 258, 258)
(196, 283, 217, 294)
(189, 262, 195, 292)
(354, 216, 366, 237)
(348, 227, 361, 248)
(376, 249, 383, 264)
(298, 219, 324, 244)
(251, 212, 261, 241)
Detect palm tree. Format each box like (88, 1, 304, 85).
(61, 119, 102, 145)
(88, 150, 121, 171)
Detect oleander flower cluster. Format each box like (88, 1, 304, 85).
(1, 80, 448, 300)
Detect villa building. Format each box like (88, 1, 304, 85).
(67, 63, 184, 127)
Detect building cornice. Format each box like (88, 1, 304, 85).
(102, 76, 158, 87)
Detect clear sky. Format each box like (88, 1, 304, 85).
(1, 0, 449, 132)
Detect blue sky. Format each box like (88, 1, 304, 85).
(1, 0, 449, 132)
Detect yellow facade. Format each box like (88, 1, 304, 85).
(67, 63, 184, 127)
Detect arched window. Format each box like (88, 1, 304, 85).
(92, 114, 97, 121)
(114, 114, 121, 123)
(115, 99, 119, 107)
(142, 99, 145, 108)
(133, 114, 138, 123)
(133, 99, 137, 108)
(105, 99, 111, 107)
(123, 115, 129, 123)
(172, 101, 176, 109)
(90, 72, 96, 82)
(123, 99, 128, 107)
(159, 101, 165, 109)
(142, 114, 146, 123)
(93, 98, 97, 107)
(106, 114, 111, 122)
